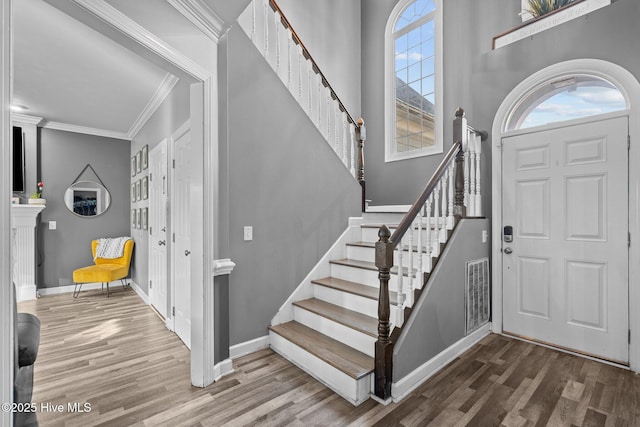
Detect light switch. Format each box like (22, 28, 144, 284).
(49, 221, 57, 230)
(243, 226, 253, 241)
(482, 230, 488, 243)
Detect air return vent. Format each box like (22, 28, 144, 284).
(465, 257, 490, 334)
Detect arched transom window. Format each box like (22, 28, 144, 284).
(507, 74, 627, 131)
(386, 0, 442, 162)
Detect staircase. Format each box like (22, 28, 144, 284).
(269, 207, 454, 405)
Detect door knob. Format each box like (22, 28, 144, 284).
(504, 247, 513, 254)
(161, 227, 166, 232)
(184, 250, 191, 256)
(158, 240, 166, 246)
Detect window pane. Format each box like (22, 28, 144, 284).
(516, 78, 626, 129)
(395, 0, 436, 32)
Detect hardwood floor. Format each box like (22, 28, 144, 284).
(18, 289, 640, 426)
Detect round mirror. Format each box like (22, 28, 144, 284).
(64, 181, 111, 217)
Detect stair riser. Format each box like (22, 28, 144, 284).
(313, 284, 379, 318)
(269, 332, 372, 406)
(329, 264, 401, 293)
(293, 306, 376, 357)
(346, 245, 437, 271)
(360, 227, 449, 246)
(362, 212, 407, 224)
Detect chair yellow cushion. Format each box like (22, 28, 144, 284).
(73, 239, 134, 284)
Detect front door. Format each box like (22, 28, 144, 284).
(502, 115, 629, 364)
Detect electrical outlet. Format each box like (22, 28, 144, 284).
(49, 221, 57, 230)
(482, 230, 488, 243)
(243, 226, 253, 241)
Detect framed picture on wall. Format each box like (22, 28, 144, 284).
(131, 209, 137, 228)
(136, 151, 142, 173)
(131, 156, 137, 177)
(142, 207, 148, 230)
(142, 176, 148, 200)
(131, 183, 137, 203)
(136, 179, 141, 201)
(137, 208, 142, 229)
(142, 145, 148, 170)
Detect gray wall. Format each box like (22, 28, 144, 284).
(361, 0, 519, 206)
(129, 79, 190, 296)
(393, 218, 490, 380)
(222, 25, 362, 346)
(37, 128, 130, 288)
(277, 0, 362, 117)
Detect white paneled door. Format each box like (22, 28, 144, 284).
(172, 127, 192, 349)
(149, 140, 168, 319)
(502, 116, 629, 364)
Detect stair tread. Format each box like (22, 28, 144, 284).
(270, 321, 374, 380)
(330, 258, 415, 276)
(312, 276, 399, 305)
(293, 298, 378, 337)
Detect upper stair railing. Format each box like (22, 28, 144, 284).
(238, 0, 367, 209)
(374, 108, 487, 400)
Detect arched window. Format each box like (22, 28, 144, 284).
(386, 0, 442, 162)
(507, 74, 627, 131)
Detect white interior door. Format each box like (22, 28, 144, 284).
(172, 128, 192, 349)
(502, 115, 629, 364)
(149, 140, 168, 319)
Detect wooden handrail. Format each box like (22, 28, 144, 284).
(389, 140, 463, 248)
(268, 0, 357, 127)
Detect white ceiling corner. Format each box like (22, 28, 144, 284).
(127, 73, 180, 140)
(166, 0, 229, 42)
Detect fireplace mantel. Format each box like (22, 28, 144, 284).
(12, 204, 45, 301)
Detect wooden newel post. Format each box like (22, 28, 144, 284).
(357, 117, 366, 212)
(375, 225, 394, 400)
(453, 108, 467, 219)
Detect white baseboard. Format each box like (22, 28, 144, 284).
(16, 284, 36, 302)
(229, 335, 270, 360)
(130, 281, 149, 305)
(391, 323, 491, 402)
(38, 282, 104, 296)
(213, 358, 234, 381)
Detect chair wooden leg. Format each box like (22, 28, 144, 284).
(120, 279, 127, 289)
(73, 283, 83, 298)
(107, 282, 110, 298)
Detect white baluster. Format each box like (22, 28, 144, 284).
(397, 236, 405, 315)
(440, 176, 447, 243)
(469, 136, 477, 217)
(326, 87, 331, 142)
(474, 133, 482, 217)
(416, 209, 423, 288)
(447, 162, 454, 229)
(335, 106, 340, 155)
(341, 112, 348, 167)
(298, 44, 303, 102)
(350, 122, 356, 177)
(407, 220, 414, 307)
(251, 0, 256, 42)
(425, 195, 433, 272)
(317, 74, 322, 128)
(274, 12, 280, 74)
(433, 182, 440, 257)
(263, 0, 269, 55)
(286, 30, 292, 91)
(464, 129, 470, 209)
(308, 69, 313, 115)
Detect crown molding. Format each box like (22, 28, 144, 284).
(11, 113, 43, 126)
(41, 121, 129, 140)
(167, 0, 228, 43)
(127, 72, 179, 140)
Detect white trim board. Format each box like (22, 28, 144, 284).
(229, 335, 270, 360)
(491, 59, 640, 372)
(391, 324, 491, 402)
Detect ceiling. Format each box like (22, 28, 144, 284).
(11, 0, 251, 141)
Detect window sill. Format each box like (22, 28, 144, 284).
(493, 0, 611, 50)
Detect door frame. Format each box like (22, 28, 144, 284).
(149, 137, 169, 320)
(491, 59, 640, 371)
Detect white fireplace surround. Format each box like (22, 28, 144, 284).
(12, 204, 44, 301)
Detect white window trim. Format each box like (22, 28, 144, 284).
(385, 0, 443, 163)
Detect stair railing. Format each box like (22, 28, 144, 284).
(374, 108, 487, 400)
(238, 0, 367, 209)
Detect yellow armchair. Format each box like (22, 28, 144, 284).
(72, 239, 134, 298)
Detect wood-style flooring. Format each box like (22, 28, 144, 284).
(18, 288, 640, 426)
